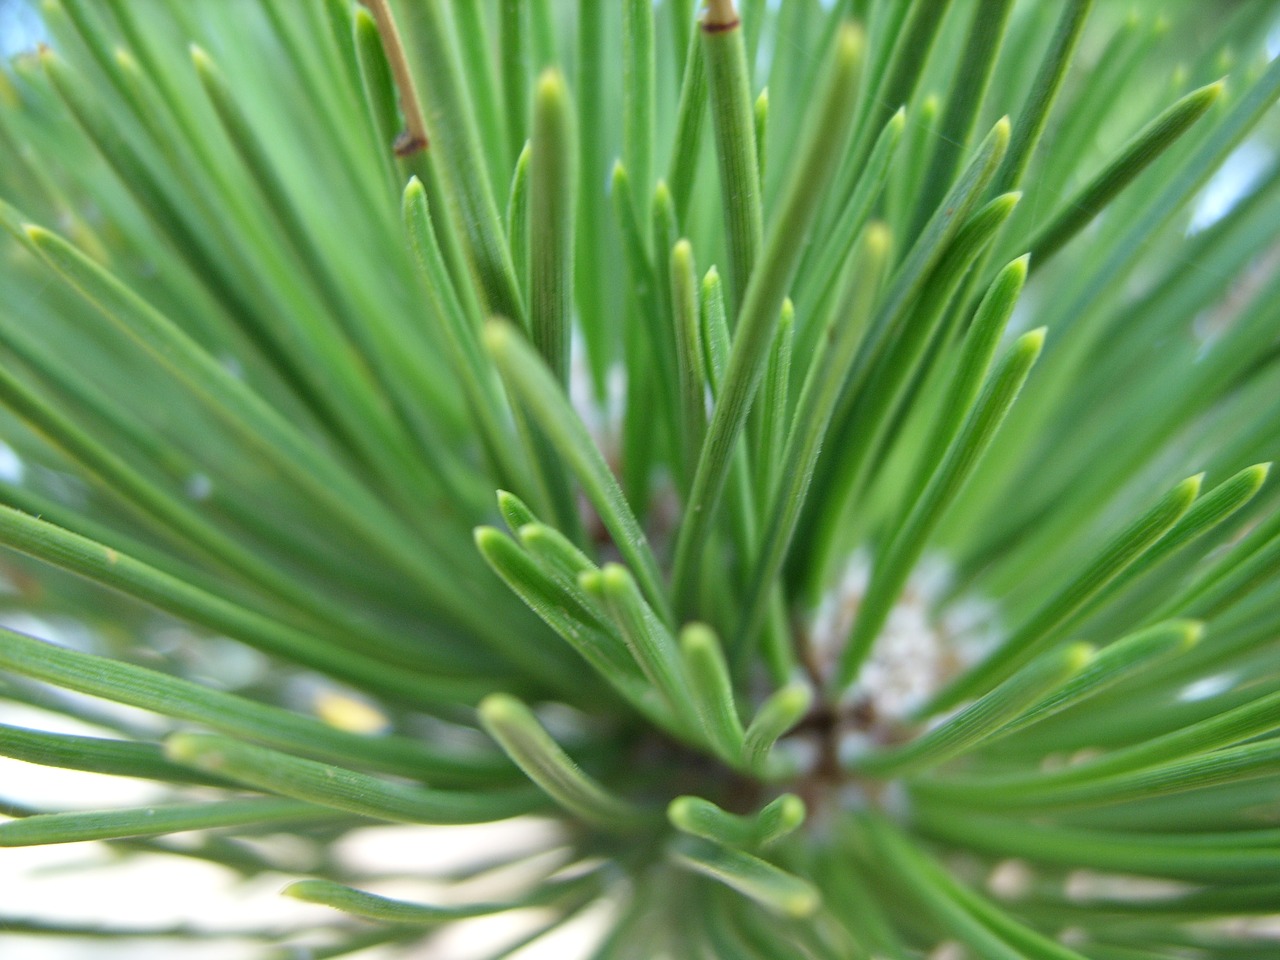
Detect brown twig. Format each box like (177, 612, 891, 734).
(703, 0, 741, 33)
(362, 0, 429, 155)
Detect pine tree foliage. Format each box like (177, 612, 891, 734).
(1, 0, 1279, 956)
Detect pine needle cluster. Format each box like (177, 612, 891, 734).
(1, 0, 1279, 957)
